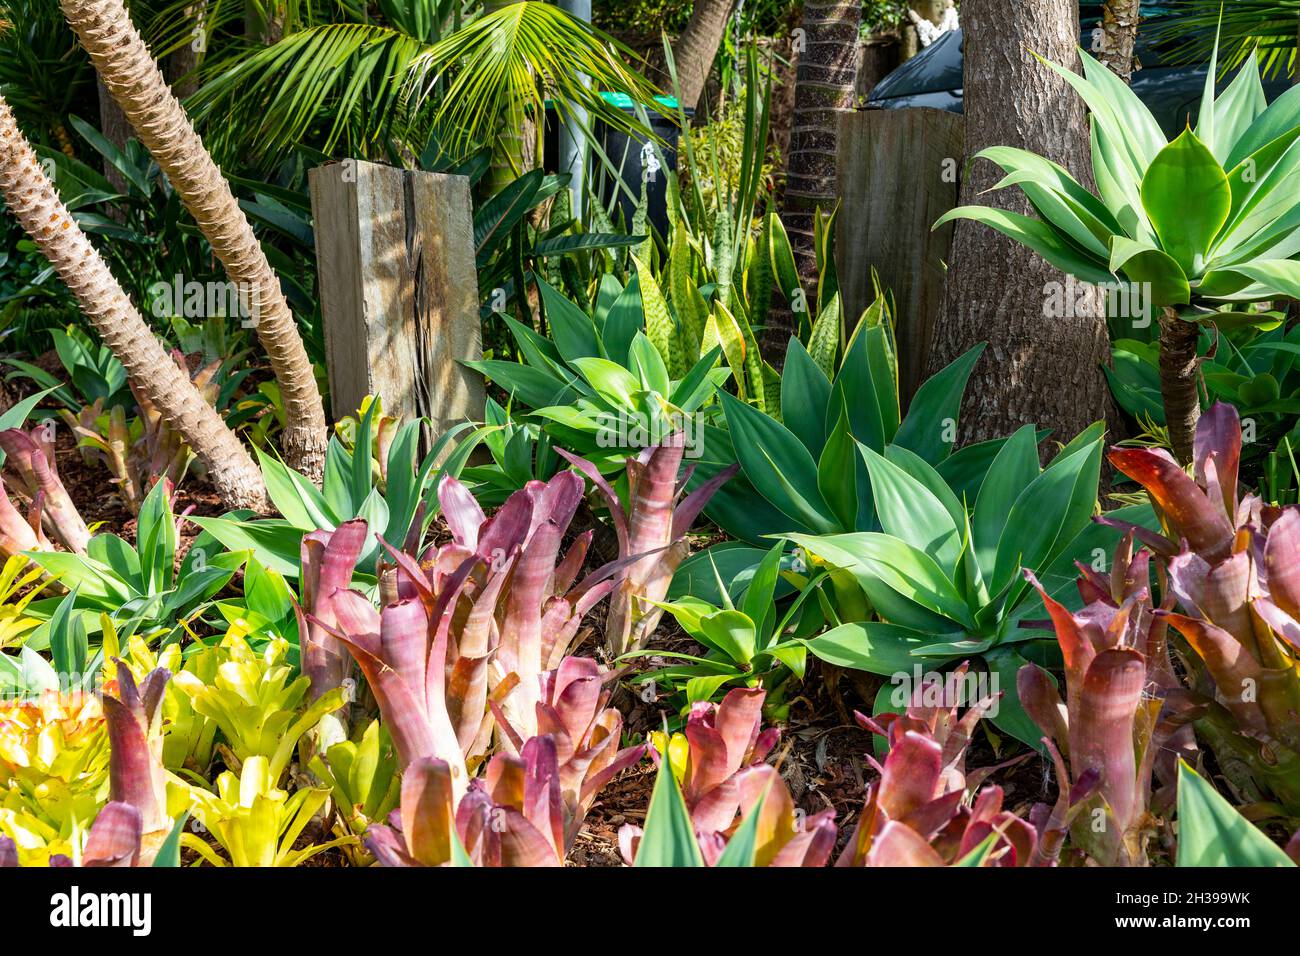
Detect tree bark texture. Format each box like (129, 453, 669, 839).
(0, 94, 268, 511)
(61, 0, 329, 482)
(1097, 0, 1141, 83)
(926, 0, 1117, 454)
(670, 0, 736, 111)
(1158, 307, 1200, 465)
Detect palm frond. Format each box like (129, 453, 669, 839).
(187, 21, 429, 165)
(409, 2, 664, 159)
(1153, 1, 1300, 78)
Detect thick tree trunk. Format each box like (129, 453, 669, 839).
(1158, 307, 1200, 464)
(0, 95, 267, 511)
(926, 0, 1117, 453)
(670, 0, 736, 111)
(766, 0, 859, 363)
(1098, 0, 1141, 83)
(60, 0, 329, 483)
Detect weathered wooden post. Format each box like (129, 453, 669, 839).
(836, 107, 964, 404)
(309, 160, 485, 450)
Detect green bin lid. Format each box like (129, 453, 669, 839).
(541, 93, 681, 110)
(598, 92, 680, 110)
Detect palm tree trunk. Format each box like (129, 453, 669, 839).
(59, 0, 328, 483)
(0, 95, 267, 511)
(670, 0, 736, 111)
(764, 0, 859, 362)
(1158, 307, 1200, 464)
(1098, 0, 1141, 83)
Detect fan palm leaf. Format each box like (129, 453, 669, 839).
(1154, 1, 1300, 79)
(184, 1, 660, 170)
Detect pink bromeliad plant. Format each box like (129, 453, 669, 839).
(619, 687, 837, 867)
(1109, 402, 1300, 816)
(364, 657, 644, 867)
(292, 519, 367, 748)
(837, 666, 1044, 867)
(558, 433, 738, 656)
(312, 472, 648, 837)
(1017, 535, 1190, 867)
(0, 426, 89, 557)
(101, 662, 173, 864)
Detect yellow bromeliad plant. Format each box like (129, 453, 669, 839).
(0, 688, 107, 865)
(171, 630, 346, 785)
(182, 756, 352, 867)
(100, 618, 216, 774)
(0, 555, 52, 651)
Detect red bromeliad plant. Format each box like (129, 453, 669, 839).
(0, 802, 146, 867)
(102, 662, 172, 864)
(0, 479, 49, 559)
(0, 426, 89, 556)
(1017, 537, 1185, 866)
(315, 472, 636, 790)
(366, 658, 646, 867)
(837, 667, 1040, 867)
(558, 434, 739, 657)
(293, 519, 367, 747)
(1109, 403, 1300, 814)
(618, 687, 836, 867)
(491, 656, 646, 849)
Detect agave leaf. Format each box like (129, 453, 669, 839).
(1176, 761, 1295, 867)
(1140, 130, 1232, 276)
(933, 207, 1115, 285)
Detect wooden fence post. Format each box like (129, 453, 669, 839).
(309, 160, 485, 451)
(836, 108, 964, 404)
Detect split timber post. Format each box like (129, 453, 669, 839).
(836, 107, 964, 405)
(309, 159, 485, 454)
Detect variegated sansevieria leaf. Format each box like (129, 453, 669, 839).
(632, 255, 686, 380)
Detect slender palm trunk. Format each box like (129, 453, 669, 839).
(670, 0, 736, 111)
(1098, 0, 1141, 83)
(1159, 307, 1200, 464)
(0, 95, 267, 511)
(764, 0, 859, 362)
(59, 0, 328, 482)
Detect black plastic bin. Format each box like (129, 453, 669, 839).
(544, 93, 693, 238)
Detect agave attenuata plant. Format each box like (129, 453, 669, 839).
(939, 41, 1300, 463)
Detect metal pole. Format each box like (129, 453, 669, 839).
(557, 0, 591, 219)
